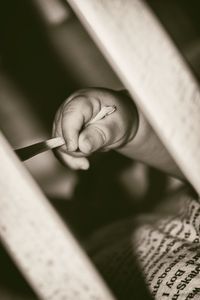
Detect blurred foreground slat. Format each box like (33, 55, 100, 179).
(0, 132, 115, 300)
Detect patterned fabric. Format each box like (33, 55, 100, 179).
(88, 188, 200, 300)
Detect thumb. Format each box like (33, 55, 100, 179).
(78, 125, 106, 155)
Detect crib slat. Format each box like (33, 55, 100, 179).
(67, 0, 200, 194)
(0, 132, 115, 300)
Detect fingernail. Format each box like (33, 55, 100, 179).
(79, 163, 89, 170)
(77, 159, 89, 170)
(82, 138, 92, 153)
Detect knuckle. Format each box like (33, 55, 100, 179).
(54, 109, 61, 125)
(54, 126, 62, 138)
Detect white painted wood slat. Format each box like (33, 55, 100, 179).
(0, 132, 115, 300)
(67, 0, 200, 194)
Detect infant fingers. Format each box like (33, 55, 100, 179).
(78, 114, 121, 154)
(61, 97, 94, 152)
(57, 151, 90, 170)
(79, 125, 106, 154)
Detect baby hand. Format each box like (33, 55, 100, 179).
(52, 88, 138, 170)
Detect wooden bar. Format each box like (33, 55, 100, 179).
(67, 0, 200, 194)
(0, 132, 115, 300)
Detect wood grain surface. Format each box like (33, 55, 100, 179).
(67, 0, 200, 194)
(0, 132, 115, 300)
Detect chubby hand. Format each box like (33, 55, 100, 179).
(52, 88, 138, 170)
